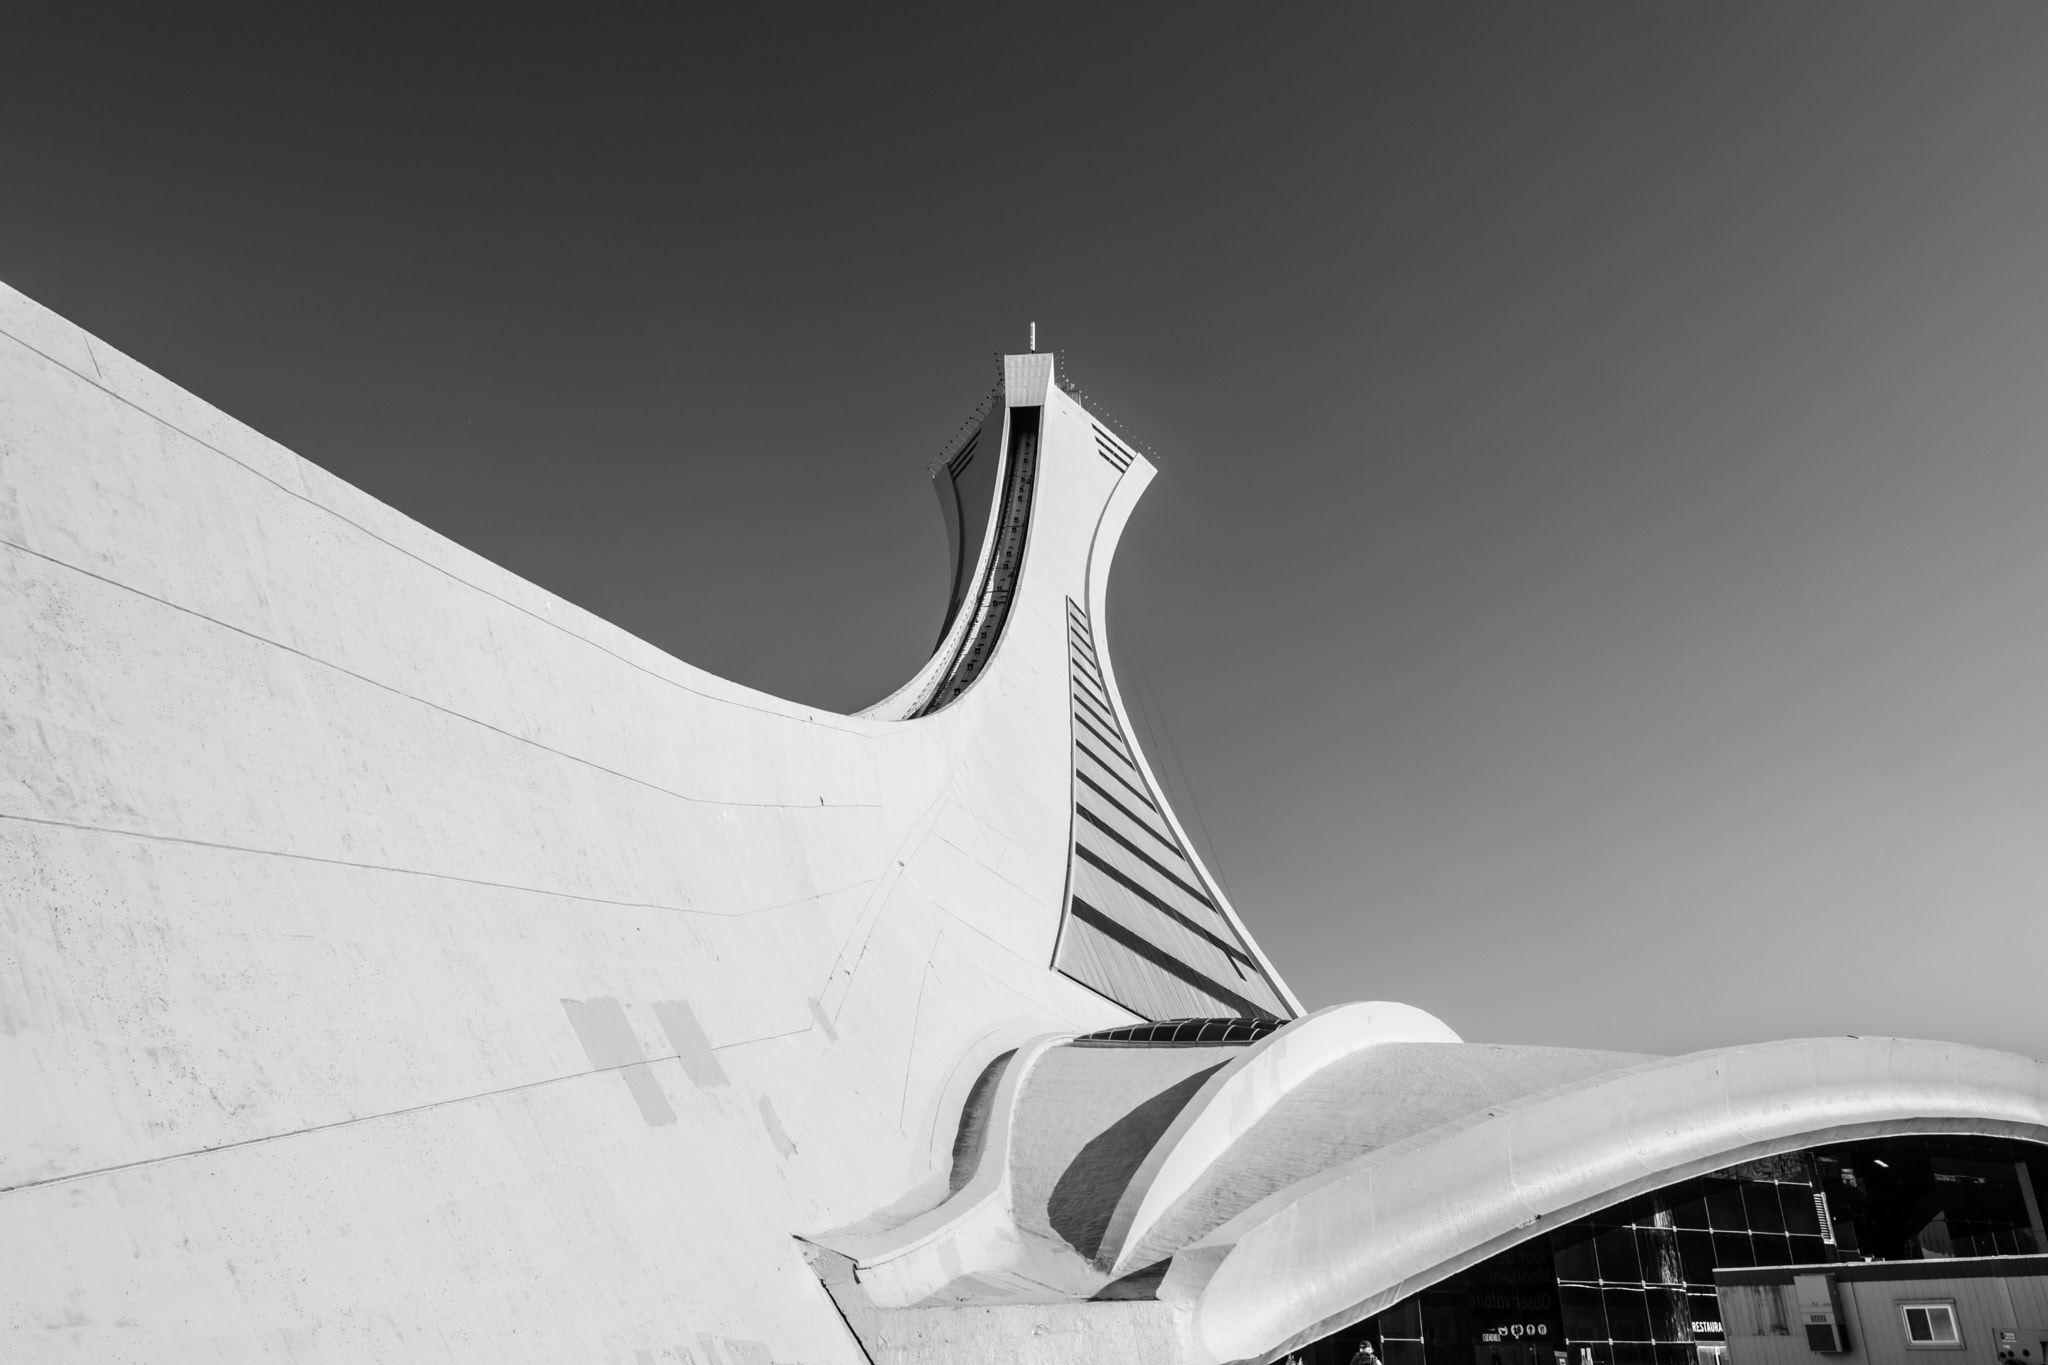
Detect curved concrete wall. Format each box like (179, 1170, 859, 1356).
(0, 284, 1250, 1361)
(1160, 1036, 2048, 1365)
(1101, 1002, 1463, 1275)
(929, 395, 1002, 651)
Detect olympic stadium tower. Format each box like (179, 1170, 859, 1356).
(4, 284, 2045, 1365)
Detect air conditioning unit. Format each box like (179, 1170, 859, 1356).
(1795, 1273, 1848, 1353)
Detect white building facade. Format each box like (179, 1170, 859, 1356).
(3, 283, 2045, 1364)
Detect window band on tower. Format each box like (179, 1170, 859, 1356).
(1055, 597, 1292, 1021)
(916, 407, 1041, 715)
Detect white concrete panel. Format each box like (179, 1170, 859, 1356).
(0, 278, 100, 379)
(1004, 354, 1054, 407)
(2, 1066, 860, 1364)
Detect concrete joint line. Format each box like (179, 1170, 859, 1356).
(0, 1052, 713, 1200)
(816, 787, 958, 1019)
(0, 535, 866, 814)
(0, 809, 822, 919)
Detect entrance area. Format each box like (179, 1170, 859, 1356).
(1286, 1135, 2048, 1365)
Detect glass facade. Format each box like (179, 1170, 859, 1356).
(1289, 1136, 2048, 1365)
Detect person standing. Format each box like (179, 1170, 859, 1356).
(1350, 1339, 1382, 1365)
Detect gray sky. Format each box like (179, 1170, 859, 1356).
(6, 4, 2046, 1058)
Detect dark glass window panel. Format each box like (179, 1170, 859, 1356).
(1674, 1231, 1716, 1286)
(1710, 1232, 1755, 1269)
(1612, 1342, 1657, 1365)
(1961, 1223, 1997, 1256)
(1688, 1293, 1725, 1336)
(1604, 1288, 1652, 1342)
(1703, 1184, 1746, 1230)
(1781, 1188, 1822, 1237)
(1607, 1194, 1656, 1228)
(1753, 1234, 1793, 1267)
(1742, 1184, 1787, 1234)
(1648, 1289, 1689, 1342)
(1654, 1345, 1697, 1365)
(1560, 1285, 1608, 1342)
(1914, 1217, 1956, 1259)
(1669, 1194, 1711, 1231)
(1386, 1342, 1429, 1365)
(1423, 1305, 1466, 1347)
(1596, 1228, 1643, 1284)
(1787, 1235, 1828, 1266)
(1384, 1301, 1425, 1338)
(1554, 1230, 1600, 1283)
(1636, 1228, 1682, 1285)
(1423, 1338, 1473, 1365)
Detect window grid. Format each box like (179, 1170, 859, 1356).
(1549, 1165, 1827, 1365)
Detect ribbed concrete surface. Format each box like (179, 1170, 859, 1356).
(1010, 1045, 1238, 1263)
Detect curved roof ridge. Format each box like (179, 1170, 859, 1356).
(1126, 1036, 1656, 1269)
(1161, 1034, 2048, 1365)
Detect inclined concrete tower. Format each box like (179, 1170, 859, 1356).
(4, 282, 2047, 1364)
